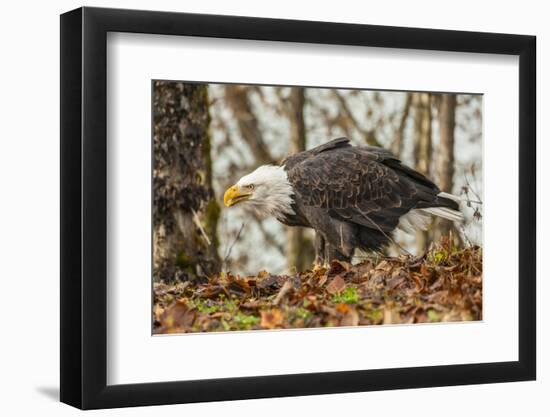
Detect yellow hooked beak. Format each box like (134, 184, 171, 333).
(224, 185, 252, 207)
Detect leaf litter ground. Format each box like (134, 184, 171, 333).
(154, 242, 482, 334)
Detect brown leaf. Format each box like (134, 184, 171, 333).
(273, 280, 293, 305)
(153, 304, 165, 323)
(420, 264, 433, 279)
(225, 275, 252, 295)
(429, 274, 446, 291)
(427, 290, 449, 303)
(335, 303, 350, 314)
(160, 300, 196, 332)
(320, 305, 338, 316)
(383, 306, 401, 325)
(257, 270, 269, 279)
(353, 260, 374, 277)
(340, 306, 359, 326)
(195, 285, 223, 299)
(364, 270, 386, 291)
(311, 265, 328, 277)
(316, 273, 328, 287)
(328, 260, 350, 275)
(258, 274, 286, 290)
(326, 275, 346, 294)
(260, 309, 284, 329)
(241, 299, 263, 309)
(375, 260, 393, 272)
(388, 267, 407, 289)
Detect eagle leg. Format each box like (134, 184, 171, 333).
(313, 232, 327, 268)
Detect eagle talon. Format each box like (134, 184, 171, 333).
(312, 262, 323, 272)
(312, 262, 329, 273)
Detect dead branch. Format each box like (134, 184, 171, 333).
(332, 91, 382, 147)
(224, 85, 277, 165)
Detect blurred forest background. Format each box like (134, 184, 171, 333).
(153, 81, 482, 282)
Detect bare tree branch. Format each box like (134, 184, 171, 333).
(332, 91, 382, 147)
(224, 85, 277, 165)
(223, 222, 246, 267)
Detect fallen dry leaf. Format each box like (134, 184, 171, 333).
(260, 309, 284, 329)
(159, 300, 196, 333)
(383, 306, 402, 325)
(328, 260, 350, 275)
(340, 307, 359, 326)
(326, 275, 346, 294)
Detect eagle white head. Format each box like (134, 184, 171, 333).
(223, 165, 295, 220)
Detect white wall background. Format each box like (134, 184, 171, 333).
(0, 0, 545, 415)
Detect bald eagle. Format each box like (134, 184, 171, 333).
(224, 137, 462, 264)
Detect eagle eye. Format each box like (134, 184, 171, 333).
(246, 184, 254, 190)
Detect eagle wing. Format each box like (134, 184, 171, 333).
(285, 141, 441, 233)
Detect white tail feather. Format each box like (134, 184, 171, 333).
(428, 192, 465, 222)
(397, 192, 464, 235)
(421, 207, 464, 222)
(397, 209, 432, 233)
(438, 191, 461, 203)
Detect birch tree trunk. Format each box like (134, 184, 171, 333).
(413, 92, 433, 253)
(391, 93, 413, 157)
(435, 94, 457, 238)
(153, 81, 221, 282)
(286, 88, 314, 271)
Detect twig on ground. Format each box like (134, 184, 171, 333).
(191, 208, 211, 246)
(273, 280, 293, 306)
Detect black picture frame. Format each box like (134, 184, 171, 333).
(60, 6, 536, 410)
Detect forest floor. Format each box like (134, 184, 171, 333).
(153, 240, 482, 334)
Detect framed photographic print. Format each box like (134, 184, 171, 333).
(60, 6, 536, 409)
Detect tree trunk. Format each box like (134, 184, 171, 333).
(391, 93, 412, 157)
(413, 92, 433, 253)
(435, 94, 457, 238)
(437, 94, 456, 194)
(413, 93, 432, 177)
(153, 81, 221, 282)
(286, 88, 314, 271)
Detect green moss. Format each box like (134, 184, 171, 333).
(331, 287, 360, 304)
(428, 241, 462, 265)
(220, 319, 231, 331)
(198, 85, 221, 267)
(427, 309, 441, 322)
(365, 308, 383, 323)
(189, 298, 221, 314)
(176, 251, 195, 273)
(294, 307, 312, 320)
(233, 312, 260, 329)
(216, 296, 237, 313)
(203, 199, 221, 248)
(432, 250, 446, 264)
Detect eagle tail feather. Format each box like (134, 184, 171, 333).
(437, 191, 462, 203)
(397, 210, 432, 233)
(421, 207, 464, 222)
